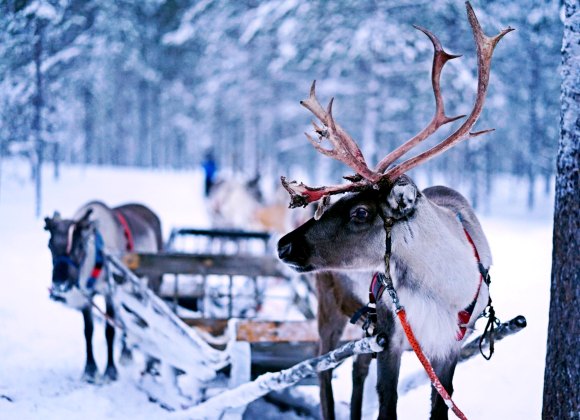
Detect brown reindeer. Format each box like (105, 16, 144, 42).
(277, 3, 512, 419)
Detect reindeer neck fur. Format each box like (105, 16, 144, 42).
(387, 191, 490, 359)
(75, 201, 126, 255)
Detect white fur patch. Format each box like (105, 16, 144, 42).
(61, 287, 89, 309)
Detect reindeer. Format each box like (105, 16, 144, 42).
(44, 201, 163, 383)
(208, 176, 264, 229)
(209, 175, 312, 233)
(277, 3, 512, 419)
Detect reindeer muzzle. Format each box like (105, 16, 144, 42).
(51, 255, 79, 294)
(277, 233, 313, 272)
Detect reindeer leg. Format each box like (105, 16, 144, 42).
(81, 306, 99, 383)
(103, 297, 118, 381)
(350, 353, 372, 420)
(119, 332, 133, 366)
(318, 319, 347, 420)
(429, 353, 459, 420)
(376, 305, 401, 420)
(316, 272, 347, 420)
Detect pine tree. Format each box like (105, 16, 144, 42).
(542, 1, 580, 417)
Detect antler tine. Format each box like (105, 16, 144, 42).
(281, 176, 370, 209)
(300, 80, 327, 124)
(301, 81, 381, 182)
(375, 25, 464, 174)
(304, 132, 336, 158)
(384, 1, 513, 181)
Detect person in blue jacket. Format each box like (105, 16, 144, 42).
(202, 150, 217, 197)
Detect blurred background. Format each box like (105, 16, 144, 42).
(0, 2, 564, 418)
(0, 0, 561, 217)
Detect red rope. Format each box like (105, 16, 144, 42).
(397, 309, 468, 420)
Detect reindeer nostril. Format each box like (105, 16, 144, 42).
(278, 242, 293, 260)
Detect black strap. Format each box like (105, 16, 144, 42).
(350, 305, 371, 325)
(479, 263, 491, 286)
(479, 298, 499, 360)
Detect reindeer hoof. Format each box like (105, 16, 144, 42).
(81, 364, 100, 384)
(119, 348, 133, 366)
(103, 365, 118, 382)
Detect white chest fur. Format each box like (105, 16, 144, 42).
(344, 200, 488, 360)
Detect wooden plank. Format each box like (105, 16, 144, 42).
(124, 252, 288, 278)
(180, 318, 362, 343)
(166, 228, 271, 250)
(170, 228, 271, 241)
(182, 318, 229, 336)
(237, 320, 321, 343)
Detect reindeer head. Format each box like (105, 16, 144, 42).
(278, 176, 421, 272)
(277, 2, 512, 273)
(44, 209, 94, 296)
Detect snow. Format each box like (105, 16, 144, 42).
(162, 0, 215, 46)
(0, 158, 553, 419)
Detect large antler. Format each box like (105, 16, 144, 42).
(282, 2, 513, 209)
(374, 26, 465, 173)
(384, 2, 514, 180)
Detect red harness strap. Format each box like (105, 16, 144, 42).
(456, 225, 484, 340)
(114, 211, 134, 252)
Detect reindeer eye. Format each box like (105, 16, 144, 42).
(351, 207, 370, 222)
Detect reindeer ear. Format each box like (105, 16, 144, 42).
(44, 217, 53, 231)
(385, 176, 419, 219)
(77, 208, 94, 229)
(314, 195, 331, 220)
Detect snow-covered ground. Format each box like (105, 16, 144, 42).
(0, 159, 553, 419)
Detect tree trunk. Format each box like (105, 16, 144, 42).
(33, 19, 44, 218)
(243, 101, 257, 177)
(82, 84, 94, 165)
(0, 137, 3, 203)
(53, 142, 59, 180)
(151, 86, 161, 168)
(542, 2, 580, 418)
(527, 35, 540, 210)
(138, 79, 150, 167)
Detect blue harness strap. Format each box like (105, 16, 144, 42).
(86, 230, 105, 290)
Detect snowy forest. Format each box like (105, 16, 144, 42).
(0, 0, 562, 215)
(1, 1, 577, 419)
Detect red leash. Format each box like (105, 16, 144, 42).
(378, 215, 469, 419)
(396, 308, 468, 420)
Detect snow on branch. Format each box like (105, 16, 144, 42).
(173, 336, 384, 419)
(398, 315, 527, 395)
(106, 254, 230, 378)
